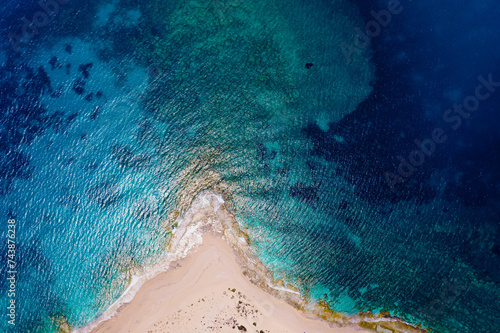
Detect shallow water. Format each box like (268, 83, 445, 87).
(0, 0, 499, 332)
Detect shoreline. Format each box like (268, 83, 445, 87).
(76, 190, 427, 333)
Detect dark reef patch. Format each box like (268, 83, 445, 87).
(49, 56, 61, 70)
(72, 78, 86, 95)
(289, 182, 319, 208)
(85, 181, 121, 208)
(0, 55, 62, 195)
(78, 62, 93, 79)
(110, 144, 153, 170)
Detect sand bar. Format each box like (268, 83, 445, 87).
(82, 191, 425, 333)
(91, 232, 373, 333)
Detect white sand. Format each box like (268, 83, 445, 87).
(91, 232, 371, 333)
(84, 191, 424, 333)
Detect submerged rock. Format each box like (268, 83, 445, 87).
(64, 44, 72, 54)
(72, 78, 85, 95)
(49, 56, 61, 70)
(78, 62, 93, 79)
(110, 144, 153, 170)
(85, 181, 121, 208)
(289, 182, 319, 208)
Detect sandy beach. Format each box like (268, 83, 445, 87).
(91, 232, 372, 333)
(83, 191, 425, 333)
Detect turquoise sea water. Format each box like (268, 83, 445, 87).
(0, 0, 499, 332)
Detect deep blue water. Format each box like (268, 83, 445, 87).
(0, 0, 499, 332)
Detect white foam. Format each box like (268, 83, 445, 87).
(72, 189, 415, 332)
(74, 191, 227, 333)
(269, 284, 301, 295)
